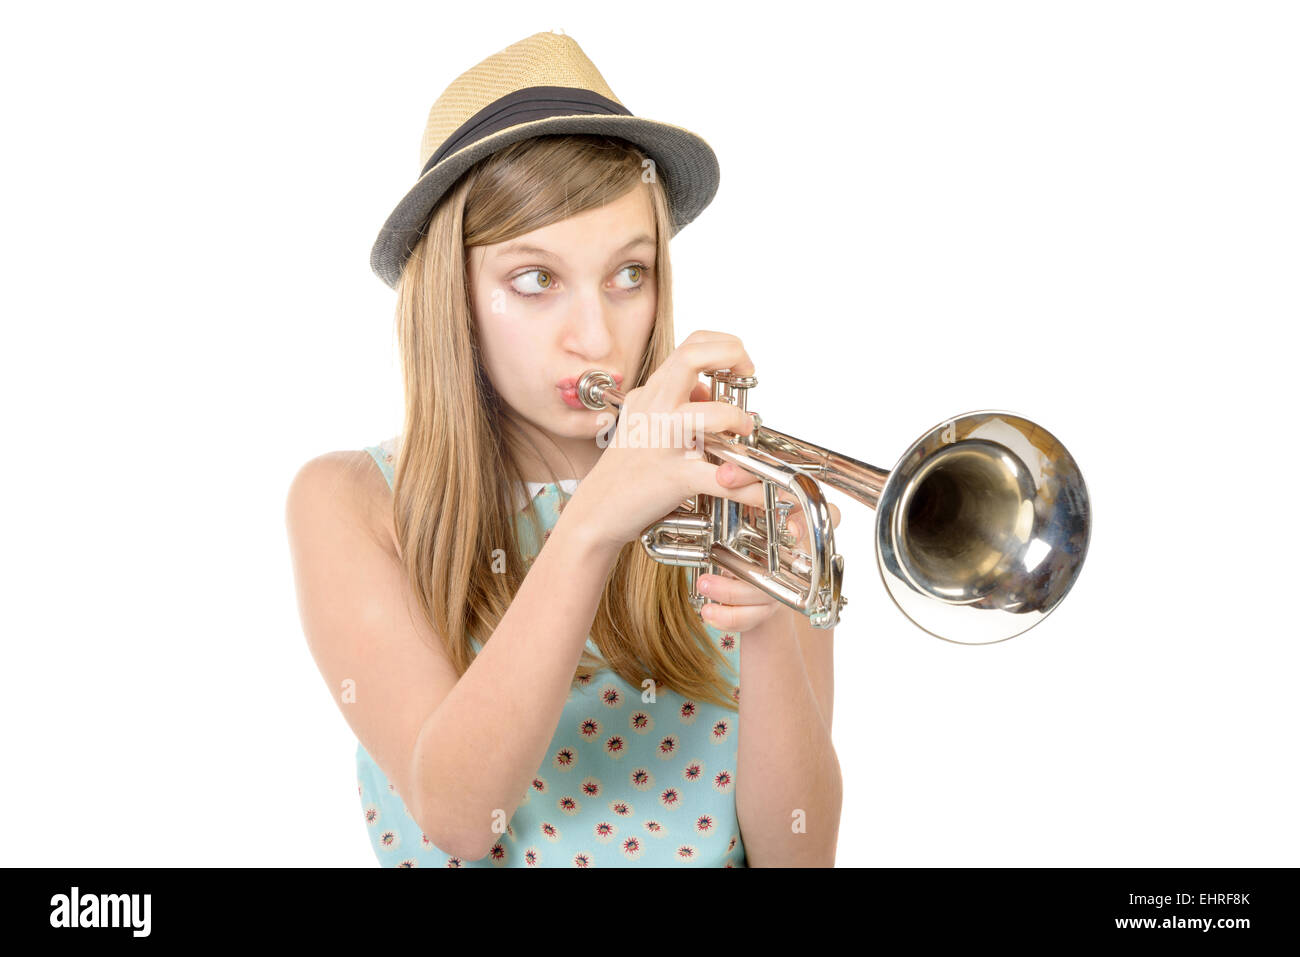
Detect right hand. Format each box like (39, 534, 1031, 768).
(566, 331, 771, 553)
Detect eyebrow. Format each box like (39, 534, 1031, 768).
(494, 233, 655, 263)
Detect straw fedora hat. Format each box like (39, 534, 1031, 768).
(369, 29, 721, 289)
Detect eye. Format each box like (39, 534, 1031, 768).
(510, 269, 554, 297)
(613, 263, 649, 291)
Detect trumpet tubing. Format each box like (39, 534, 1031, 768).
(576, 368, 1090, 644)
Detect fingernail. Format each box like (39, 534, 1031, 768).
(698, 578, 710, 594)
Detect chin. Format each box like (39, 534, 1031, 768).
(548, 414, 602, 440)
(507, 403, 595, 439)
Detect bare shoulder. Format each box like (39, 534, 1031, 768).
(286, 449, 398, 559)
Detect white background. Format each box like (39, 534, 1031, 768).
(2, 0, 1296, 867)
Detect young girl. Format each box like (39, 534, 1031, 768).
(286, 31, 842, 867)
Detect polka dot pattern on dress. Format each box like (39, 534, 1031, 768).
(353, 438, 747, 867)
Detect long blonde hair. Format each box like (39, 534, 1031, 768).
(386, 134, 737, 713)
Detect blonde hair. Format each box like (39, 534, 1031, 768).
(387, 134, 737, 712)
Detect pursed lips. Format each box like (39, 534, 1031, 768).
(556, 373, 622, 392)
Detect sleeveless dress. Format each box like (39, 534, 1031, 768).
(354, 437, 747, 867)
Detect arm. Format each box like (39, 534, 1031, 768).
(793, 604, 834, 732)
(734, 605, 843, 867)
(404, 491, 621, 859)
(286, 453, 621, 861)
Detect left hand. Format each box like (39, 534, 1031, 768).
(694, 461, 843, 633)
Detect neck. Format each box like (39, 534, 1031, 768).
(504, 417, 603, 484)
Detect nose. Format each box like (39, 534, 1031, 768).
(561, 284, 616, 360)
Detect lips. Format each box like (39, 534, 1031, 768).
(557, 372, 621, 410)
(556, 373, 622, 390)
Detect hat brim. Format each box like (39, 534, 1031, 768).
(369, 114, 720, 289)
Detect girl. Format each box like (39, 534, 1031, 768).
(286, 31, 842, 867)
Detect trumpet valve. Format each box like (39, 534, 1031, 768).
(706, 368, 758, 412)
(789, 550, 813, 578)
(774, 500, 796, 548)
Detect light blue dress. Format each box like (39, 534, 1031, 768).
(354, 437, 747, 867)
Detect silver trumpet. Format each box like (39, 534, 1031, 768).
(577, 368, 1090, 644)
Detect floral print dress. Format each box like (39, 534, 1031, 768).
(353, 437, 746, 867)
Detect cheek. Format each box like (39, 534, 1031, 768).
(472, 275, 517, 344)
(471, 297, 510, 379)
(474, 299, 543, 385)
(473, 279, 504, 328)
(626, 295, 657, 352)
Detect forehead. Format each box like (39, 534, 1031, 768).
(485, 186, 656, 263)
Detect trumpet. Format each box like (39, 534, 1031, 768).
(576, 368, 1090, 644)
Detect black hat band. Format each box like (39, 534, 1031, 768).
(419, 85, 634, 178)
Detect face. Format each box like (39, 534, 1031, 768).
(467, 185, 658, 477)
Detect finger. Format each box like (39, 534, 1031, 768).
(700, 599, 781, 632)
(676, 399, 755, 440)
(655, 338, 756, 403)
(682, 330, 743, 345)
(696, 573, 771, 606)
(715, 461, 762, 488)
(787, 502, 843, 544)
(685, 459, 769, 508)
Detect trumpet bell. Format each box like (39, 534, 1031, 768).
(876, 412, 1090, 645)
